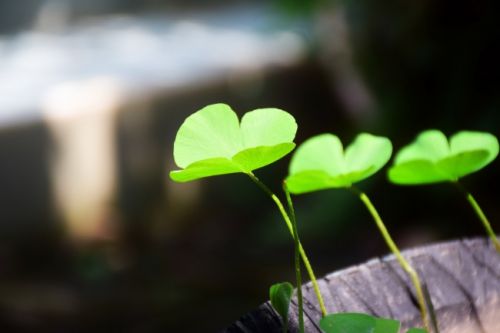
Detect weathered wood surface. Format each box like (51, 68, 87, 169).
(222, 238, 500, 333)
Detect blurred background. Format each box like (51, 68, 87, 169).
(0, 0, 499, 332)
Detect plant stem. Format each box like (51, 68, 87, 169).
(350, 186, 432, 333)
(454, 181, 500, 253)
(283, 183, 305, 333)
(247, 172, 328, 317)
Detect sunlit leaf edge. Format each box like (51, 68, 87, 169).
(286, 167, 375, 194)
(388, 149, 492, 185)
(170, 143, 296, 182)
(286, 133, 391, 193)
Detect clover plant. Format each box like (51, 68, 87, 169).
(169, 103, 329, 333)
(169, 105, 466, 333)
(388, 130, 500, 252)
(286, 133, 433, 332)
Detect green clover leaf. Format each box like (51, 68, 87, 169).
(320, 313, 426, 333)
(388, 130, 499, 185)
(170, 103, 297, 182)
(320, 313, 376, 333)
(373, 317, 400, 333)
(286, 133, 392, 194)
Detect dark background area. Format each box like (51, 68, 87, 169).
(0, 0, 499, 332)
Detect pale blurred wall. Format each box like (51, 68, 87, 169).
(0, 2, 328, 331)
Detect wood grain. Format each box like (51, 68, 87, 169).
(222, 238, 500, 333)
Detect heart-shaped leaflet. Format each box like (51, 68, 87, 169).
(388, 130, 498, 185)
(170, 103, 297, 182)
(286, 133, 392, 194)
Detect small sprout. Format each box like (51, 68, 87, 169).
(286, 133, 392, 193)
(388, 130, 498, 184)
(388, 130, 500, 253)
(170, 103, 297, 182)
(270, 282, 294, 333)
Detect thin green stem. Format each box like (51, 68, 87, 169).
(350, 186, 432, 333)
(454, 181, 500, 253)
(284, 183, 305, 333)
(247, 172, 328, 317)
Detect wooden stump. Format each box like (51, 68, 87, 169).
(222, 238, 500, 333)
